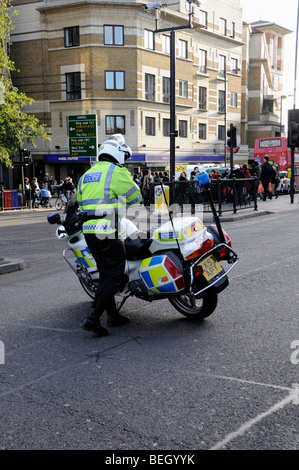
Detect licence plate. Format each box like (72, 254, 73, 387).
(198, 255, 222, 281)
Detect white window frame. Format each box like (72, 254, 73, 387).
(230, 92, 238, 108)
(231, 58, 238, 73)
(178, 39, 187, 59)
(199, 123, 207, 139)
(199, 86, 207, 110)
(178, 80, 188, 98)
(220, 18, 227, 36)
(162, 77, 171, 103)
(144, 29, 154, 50)
(145, 116, 156, 135)
(162, 35, 170, 54)
(104, 25, 124, 46)
(61, 64, 85, 100)
(179, 120, 188, 138)
(199, 49, 207, 74)
(219, 55, 226, 77)
(199, 10, 207, 27)
(145, 73, 155, 101)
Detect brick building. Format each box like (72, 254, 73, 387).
(0, 0, 290, 188)
(243, 20, 291, 154)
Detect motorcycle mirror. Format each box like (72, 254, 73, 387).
(65, 200, 78, 215)
(47, 212, 62, 225)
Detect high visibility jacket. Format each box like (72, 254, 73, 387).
(77, 161, 141, 235)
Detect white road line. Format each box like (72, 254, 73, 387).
(202, 372, 292, 391)
(209, 389, 297, 450)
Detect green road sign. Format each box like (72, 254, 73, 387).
(68, 114, 98, 157)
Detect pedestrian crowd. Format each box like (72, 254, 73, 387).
(21, 155, 280, 210)
(135, 156, 281, 209)
(23, 174, 75, 208)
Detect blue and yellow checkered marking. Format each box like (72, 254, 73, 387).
(74, 248, 97, 268)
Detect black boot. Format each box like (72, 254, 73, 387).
(80, 307, 108, 337)
(107, 312, 129, 327)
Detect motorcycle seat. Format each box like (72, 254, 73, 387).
(125, 235, 153, 261)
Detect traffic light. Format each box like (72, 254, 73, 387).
(22, 149, 32, 166)
(227, 125, 237, 148)
(288, 109, 299, 147)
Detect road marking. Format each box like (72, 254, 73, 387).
(209, 389, 297, 450)
(202, 372, 292, 391)
(230, 254, 299, 280)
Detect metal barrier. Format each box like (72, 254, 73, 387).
(147, 177, 259, 216)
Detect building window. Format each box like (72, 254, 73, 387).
(145, 117, 155, 135)
(163, 119, 170, 136)
(105, 71, 125, 90)
(199, 49, 207, 73)
(178, 39, 187, 59)
(199, 86, 207, 110)
(179, 80, 188, 98)
(179, 120, 187, 138)
(218, 125, 225, 140)
(104, 25, 124, 45)
(66, 72, 81, 100)
(145, 74, 155, 101)
(220, 18, 227, 36)
(106, 115, 125, 134)
(218, 90, 225, 113)
(162, 77, 170, 103)
(199, 10, 208, 27)
(230, 92, 238, 108)
(199, 123, 206, 139)
(130, 110, 135, 127)
(144, 29, 154, 50)
(231, 22, 235, 38)
(219, 55, 226, 77)
(162, 35, 170, 54)
(231, 58, 238, 73)
(64, 26, 80, 47)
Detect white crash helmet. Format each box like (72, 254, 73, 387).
(98, 134, 132, 165)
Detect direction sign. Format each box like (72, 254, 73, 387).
(68, 114, 98, 158)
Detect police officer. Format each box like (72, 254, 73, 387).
(77, 135, 141, 336)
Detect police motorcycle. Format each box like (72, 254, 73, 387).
(47, 169, 239, 321)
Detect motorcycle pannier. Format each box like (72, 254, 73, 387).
(139, 254, 185, 294)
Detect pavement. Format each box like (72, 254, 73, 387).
(0, 193, 298, 275)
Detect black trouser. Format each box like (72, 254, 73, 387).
(261, 179, 272, 199)
(84, 234, 126, 319)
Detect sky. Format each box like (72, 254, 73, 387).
(240, 0, 299, 127)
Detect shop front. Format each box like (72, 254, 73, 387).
(44, 155, 92, 186)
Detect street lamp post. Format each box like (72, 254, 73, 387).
(143, 1, 198, 204)
(224, 67, 227, 166)
(224, 66, 240, 168)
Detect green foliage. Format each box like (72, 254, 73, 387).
(0, 0, 49, 168)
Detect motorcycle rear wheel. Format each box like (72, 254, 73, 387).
(169, 291, 218, 320)
(77, 267, 97, 300)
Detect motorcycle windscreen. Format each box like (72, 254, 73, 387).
(140, 255, 185, 294)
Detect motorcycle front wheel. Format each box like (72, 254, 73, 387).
(169, 291, 218, 321)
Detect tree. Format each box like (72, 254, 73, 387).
(0, 0, 49, 168)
